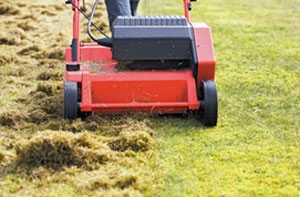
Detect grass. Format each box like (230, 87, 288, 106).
(144, 0, 300, 196)
(0, 0, 299, 196)
(0, 1, 157, 196)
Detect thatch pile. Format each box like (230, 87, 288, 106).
(87, 173, 139, 190)
(0, 0, 157, 195)
(0, 151, 5, 162)
(109, 131, 154, 152)
(15, 131, 114, 170)
(92, 189, 142, 197)
(0, 1, 20, 15)
(37, 71, 62, 81)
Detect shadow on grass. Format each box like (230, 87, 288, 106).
(152, 113, 210, 137)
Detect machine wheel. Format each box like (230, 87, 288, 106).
(199, 80, 218, 126)
(64, 82, 80, 119)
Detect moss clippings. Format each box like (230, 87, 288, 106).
(0, 1, 158, 196)
(0, 112, 22, 127)
(84, 172, 139, 191)
(4, 130, 155, 195)
(37, 70, 62, 81)
(1, 0, 299, 196)
(34, 82, 61, 97)
(0, 53, 15, 65)
(18, 45, 41, 56)
(0, 29, 26, 46)
(0, 36, 18, 46)
(33, 48, 65, 60)
(15, 131, 114, 170)
(17, 21, 36, 31)
(115, 61, 134, 71)
(0, 151, 5, 163)
(0, 2, 20, 15)
(0, 113, 15, 127)
(109, 131, 154, 152)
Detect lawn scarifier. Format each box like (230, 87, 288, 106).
(63, 0, 218, 126)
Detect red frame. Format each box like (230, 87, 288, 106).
(72, 0, 81, 61)
(64, 0, 215, 114)
(184, 0, 191, 22)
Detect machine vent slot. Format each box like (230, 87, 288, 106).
(113, 16, 188, 26)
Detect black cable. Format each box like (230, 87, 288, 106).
(70, 0, 109, 38)
(87, 0, 101, 42)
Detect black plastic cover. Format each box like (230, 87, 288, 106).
(112, 16, 195, 61)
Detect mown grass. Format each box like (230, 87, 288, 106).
(144, 0, 300, 196)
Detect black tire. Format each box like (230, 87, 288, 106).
(64, 82, 79, 119)
(199, 80, 218, 126)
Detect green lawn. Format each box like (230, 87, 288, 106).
(145, 0, 300, 196)
(0, 0, 299, 196)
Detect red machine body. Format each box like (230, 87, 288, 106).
(64, 0, 217, 125)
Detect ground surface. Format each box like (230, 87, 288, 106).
(0, 1, 158, 196)
(0, 0, 299, 196)
(148, 0, 300, 196)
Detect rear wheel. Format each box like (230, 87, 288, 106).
(198, 80, 218, 126)
(64, 82, 80, 119)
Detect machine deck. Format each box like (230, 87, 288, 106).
(64, 0, 218, 126)
(65, 49, 199, 114)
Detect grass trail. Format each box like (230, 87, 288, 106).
(0, 1, 158, 196)
(144, 0, 300, 196)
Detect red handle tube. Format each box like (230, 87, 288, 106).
(72, 0, 81, 62)
(184, 0, 191, 22)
